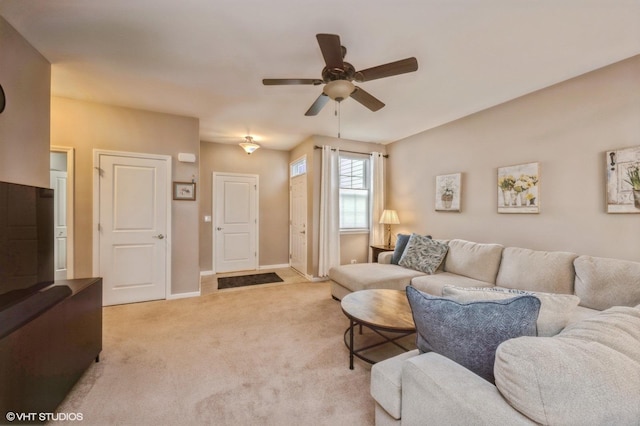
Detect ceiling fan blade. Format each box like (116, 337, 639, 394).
(350, 87, 385, 112)
(355, 57, 418, 82)
(305, 93, 330, 116)
(316, 34, 344, 70)
(263, 78, 323, 86)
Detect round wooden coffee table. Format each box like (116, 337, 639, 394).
(340, 289, 415, 369)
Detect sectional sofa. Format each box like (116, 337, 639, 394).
(328, 238, 640, 425)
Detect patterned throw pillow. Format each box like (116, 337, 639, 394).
(399, 234, 448, 273)
(406, 286, 540, 384)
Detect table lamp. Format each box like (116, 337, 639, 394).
(379, 209, 400, 248)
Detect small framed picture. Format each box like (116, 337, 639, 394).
(435, 173, 462, 212)
(173, 182, 196, 201)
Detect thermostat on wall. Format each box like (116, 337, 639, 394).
(178, 153, 196, 163)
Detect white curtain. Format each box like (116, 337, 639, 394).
(369, 152, 385, 261)
(319, 146, 341, 277)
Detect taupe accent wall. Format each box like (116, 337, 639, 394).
(387, 55, 640, 262)
(50, 97, 201, 295)
(198, 141, 290, 271)
(0, 17, 50, 188)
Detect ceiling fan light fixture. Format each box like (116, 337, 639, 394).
(239, 136, 260, 154)
(323, 79, 355, 102)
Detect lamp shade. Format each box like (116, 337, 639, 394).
(379, 209, 400, 225)
(239, 136, 260, 154)
(323, 80, 355, 102)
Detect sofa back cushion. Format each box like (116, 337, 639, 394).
(494, 306, 640, 425)
(443, 239, 503, 284)
(495, 247, 577, 294)
(574, 255, 640, 310)
(442, 286, 580, 337)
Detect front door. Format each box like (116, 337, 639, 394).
(213, 173, 258, 273)
(290, 174, 307, 275)
(95, 152, 170, 306)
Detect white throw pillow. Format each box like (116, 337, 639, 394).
(441, 286, 580, 337)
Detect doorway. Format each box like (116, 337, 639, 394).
(93, 150, 172, 306)
(50, 147, 75, 281)
(290, 173, 307, 276)
(212, 172, 259, 273)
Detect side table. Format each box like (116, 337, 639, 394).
(370, 245, 395, 263)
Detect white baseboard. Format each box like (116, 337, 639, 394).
(200, 270, 215, 276)
(167, 291, 201, 300)
(259, 263, 290, 270)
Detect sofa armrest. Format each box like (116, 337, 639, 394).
(401, 353, 535, 425)
(379, 251, 393, 264)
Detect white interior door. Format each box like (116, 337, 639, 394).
(214, 173, 258, 273)
(96, 153, 170, 306)
(290, 174, 307, 275)
(50, 170, 67, 281)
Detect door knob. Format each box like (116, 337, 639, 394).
(217, 227, 223, 231)
(153, 234, 165, 239)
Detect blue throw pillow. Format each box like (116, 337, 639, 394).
(391, 234, 411, 264)
(406, 286, 540, 384)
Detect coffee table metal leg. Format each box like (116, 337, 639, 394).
(349, 319, 355, 370)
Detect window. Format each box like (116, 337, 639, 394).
(339, 154, 369, 231)
(290, 156, 307, 177)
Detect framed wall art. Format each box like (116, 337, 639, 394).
(173, 182, 196, 201)
(606, 145, 640, 213)
(497, 162, 539, 214)
(435, 173, 461, 212)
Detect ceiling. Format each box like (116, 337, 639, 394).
(1, 1, 639, 151)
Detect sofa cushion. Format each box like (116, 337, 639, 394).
(443, 239, 504, 284)
(495, 247, 577, 294)
(574, 255, 640, 310)
(406, 287, 540, 384)
(329, 263, 425, 293)
(494, 307, 640, 425)
(370, 349, 420, 420)
(442, 286, 580, 337)
(399, 234, 448, 274)
(391, 234, 411, 265)
(410, 272, 494, 297)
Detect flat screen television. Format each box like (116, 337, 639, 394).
(0, 180, 54, 310)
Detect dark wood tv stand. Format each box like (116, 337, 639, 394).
(0, 277, 102, 418)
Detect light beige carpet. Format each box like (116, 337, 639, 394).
(54, 282, 374, 425)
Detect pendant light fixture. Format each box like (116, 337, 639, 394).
(239, 136, 260, 154)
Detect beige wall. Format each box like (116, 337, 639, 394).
(387, 55, 640, 262)
(50, 97, 201, 295)
(0, 16, 50, 187)
(199, 141, 290, 271)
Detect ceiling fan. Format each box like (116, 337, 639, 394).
(262, 33, 418, 116)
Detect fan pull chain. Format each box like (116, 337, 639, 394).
(335, 101, 341, 138)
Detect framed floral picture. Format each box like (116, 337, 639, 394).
(497, 162, 539, 213)
(435, 173, 461, 212)
(606, 145, 640, 213)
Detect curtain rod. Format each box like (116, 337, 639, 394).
(313, 145, 388, 158)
